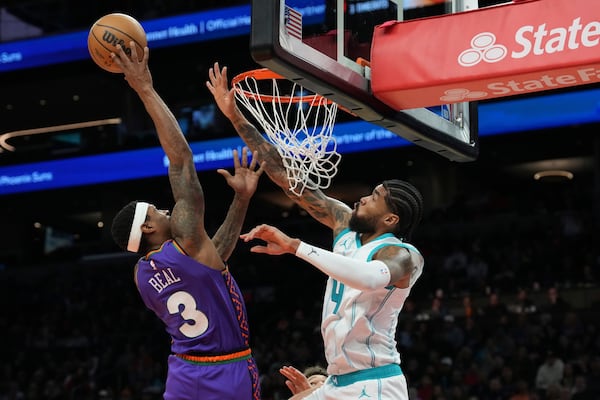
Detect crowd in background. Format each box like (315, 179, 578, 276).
(1, 177, 598, 400)
(2, 1, 599, 398)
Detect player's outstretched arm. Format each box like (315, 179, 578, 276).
(207, 62, 289, 188)
(207, 62, 352, 232)
(113, 43, 192, 171)
(113, 43, 209, 254)
(241, 224, 416, 290)
(212, 148, 264, 261)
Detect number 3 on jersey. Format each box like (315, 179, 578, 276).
(167, 290, 209, 338)
(330, 279, 345, 314)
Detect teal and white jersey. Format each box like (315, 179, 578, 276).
(322, 228, 423, 376)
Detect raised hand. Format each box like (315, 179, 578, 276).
(112, 41, 153, 94)
(217, 147, 265, 201)
(206, 62, 238, 120)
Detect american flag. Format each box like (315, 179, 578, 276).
(284, 5, 302, 40)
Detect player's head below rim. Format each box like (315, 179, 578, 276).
(348, 179, 423, 242)
(111, 201, 173, 255)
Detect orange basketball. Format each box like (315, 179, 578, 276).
(87, 13, 147, 73)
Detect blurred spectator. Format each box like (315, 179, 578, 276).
(440, 315, 465, 353)
(510, 345, 539, 385)
(480, 290, 509, 336)
(509, 379, 533, 400)
(561, 362, 577, 389)
(499, 365, 517, 398)
(428, 293, 449, 322)
(509, 287, 537, 315)
(560, 209, 583, 239)
(303, 365, 327, 388)
(465, 252, 489, 292)
(544, 383, 565, 400)
(481, 290, 509, 320)
(436, 356, 454, 392)
(462, 294, 474, 319)
(541, 286, 572, 324)
(443, 244, 468, 292)
(535, 351, 565, 398)
(417, 374, 434, 400)
(570, 374, 594, 400)
(583, 357, 600, 398)
(484, 376, 505, 400)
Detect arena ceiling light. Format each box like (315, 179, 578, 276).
(533, 169, 574, 181)
(0, 118, 122, 152)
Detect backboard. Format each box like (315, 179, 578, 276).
(250, 0, 480, 161)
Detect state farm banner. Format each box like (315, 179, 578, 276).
(371, 0, 600, 110)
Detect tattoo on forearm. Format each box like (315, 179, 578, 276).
(290, 188, 351, 230)
(213, 201, 249, 259)
(236, 117, 352, 230)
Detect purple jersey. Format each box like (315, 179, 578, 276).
(136, 240, 260, 399)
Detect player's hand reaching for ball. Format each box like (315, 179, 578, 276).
(240, 224, 301, 255)
(112, 41, 153, 93)
(206, 62, 238, 121)
(218, 147, 265, 201)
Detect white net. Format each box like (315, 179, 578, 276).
(233, 71, 341, 196)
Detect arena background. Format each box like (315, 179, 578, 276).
(0, 1, 598, 399)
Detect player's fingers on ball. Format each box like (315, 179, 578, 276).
(111, 52, 123, 67)
(116, 43, 128, 58)
(128, 41, 138, 60)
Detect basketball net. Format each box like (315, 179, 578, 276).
(232, 69, 340, 196)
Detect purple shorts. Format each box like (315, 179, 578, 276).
(164, 354, 259, 400)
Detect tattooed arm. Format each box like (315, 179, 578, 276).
(211, 148, 264, 261)
(115, 44, 212, 261)
(207, 62, 352, 235)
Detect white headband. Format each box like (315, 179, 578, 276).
(127, 202, 149, 252)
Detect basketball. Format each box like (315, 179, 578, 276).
(87, 13, 147, 73)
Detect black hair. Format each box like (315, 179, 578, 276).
(382, 179, 423, 241)
(303, 365, 328, 378)
(111, 200, 146, 253)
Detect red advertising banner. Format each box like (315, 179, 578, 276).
(371, 0, 600, 110)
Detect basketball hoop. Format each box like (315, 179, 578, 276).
(232, 68, 341, 196)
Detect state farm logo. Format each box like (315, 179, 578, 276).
(458, 33, 507, 66)
(439, 65, 600, 103)
(458, 17, 600, 68)
(440, 88, 488, 102)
